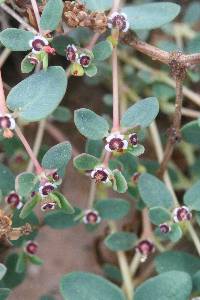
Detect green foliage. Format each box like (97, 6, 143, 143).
(183, 1, 200, 25)
(85, 64, 98, 77)
(104, 232, 137, 251)
(51, 106, 72, 123)
(128, 144, 145, 157)
(0, 29, 34, 51)
(181, 120, 200, 145)
(0, 264, 7, 281)
(0, 163, 15, 195)
(51, 35, 76, 56)
(84, 0, 112, 12)
(0, 288, 11, 300)
(155, 223, 182, 243)
(112, 170, 128, 193)
(60, 272, 125, 300)
(41, 142, 72, 176)
(120, 97, 159, 129)
(15, 253, 26, 274)
(40, 0, 64, 31)
(3, 254, 26, 288)
(149, 207, 171, 225)
(138, 173, 173, 209)
(15, 172, 37, 197)
(74, 108, 109, 140)
(123, 2, 180, 31)
(40, 296, 56, 300)
(28, 255, 43, 266)
(93, 41, 113, 61)
(7, 67, 67, 122)
(85, 139, 103, 158)
(183, 180, 200, 211)
(44, 208, 81, 229)
(21, 56, 35, 74)
(52, 191, 74, 214)
(73, 153, 100, 170)
(94, 198, 130, 220)
(155, 251, 200, 276)
(103, 264, 122, 284)
(19, 194, 40, 219)
(134, 271, 192, 300)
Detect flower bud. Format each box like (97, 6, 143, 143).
(24, 240, 38, 255)
(5, 191, 23, 209)
(129, 133, 138, 147)
(159, 223, 171, 234)
(41, 201, 56, 212)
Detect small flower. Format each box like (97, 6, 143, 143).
(52, 171, 60, 182)
(129, 133, 138, 147)
(173, 206, 192, 223)
(39, 182, 55, 198)
(83, 209, 101, 225)
(24, 240, 38, 255)
(105, 132, 128, 152)
(0, 114, 15, 131)
(77, 53, 91, 67)
(27, 53, 39, 65)
(136, 239, 155, 262)
(43, 45, 56, 55)
(108, 12, 129, 32)
(159, 223, 171, 234)
(29, 35, 48, 54)
(41, 201, 57, 212)
(5, 191, 23, 209)
(66, 44, 78, 62)
(91, 167, 110, 183)
(132, 172, 140, 183)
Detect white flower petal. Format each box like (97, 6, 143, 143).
(105, 144, 112, 152)
(17, 202, 23, 210)
(122, 140, 128, 149)
(9, 117, 16, 130)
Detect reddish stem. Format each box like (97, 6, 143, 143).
(15, 126, 43, 175)
(112, 47, 120, 131)
(0, 71, 8, 114)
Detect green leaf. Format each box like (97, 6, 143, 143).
(3, 254, 26, 288)
(40, 0, 64, 31)
(19, 194, 40, 219)
(95, 198, 130, 220)
(134, 271, 192, 300)
(149, 207, 171, 225)
(103, 264, 122, 284)
(128, 144, 145, 157)
(60, 272, 125, 300)
(84, 0, 112, 12)
(104, 232, 137, 251)
(0, 163, 15, 195)
(51, 35, 75, 56)
(183, 1, 200, 25)
(121, 97, 159, 128)
(93, 41, 113, 61)
(28, 255, 43, 265)
(44, 208, 81, 229)
(74, 108, 109, 140)
(42, 142, 72, 176)
(122, 2, 180, 31)
(184, 181, 200, 211)
(40, 295, 56, 300)
(193, 270, 200, 292)
(7, 66, 67, 122)
(85, 64, 98, 77)
(73, 153, 100, 170)
(51, 106, 72, 123)
(112, 170, 128, 194)
(0, 28, 34, 51)
(21, 56, 35, 74)
(52, 191, 74, 214)
(16, 252, 26, 274)
(155, 251, 200, 276)
(155, 223, 182, 243)
(0, 264, 7, 280)
(138, 173, 173, 209)
(15, 172, 37, 197)
(181, 120, 200, 145)
(0, 289, 11, 300)
(85, 139, 103, 158)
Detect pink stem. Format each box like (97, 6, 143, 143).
(112, 47, 120, 131)
(15, 126, 43, 175)
(0, 71, 8, 114)
(30, 0, 41, 34)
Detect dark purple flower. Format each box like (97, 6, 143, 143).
(136, 239, 155, 262)
(24, 240, 38, 255)
(66, 44, 78, 62)
(5, 191, 22, 209)
(0, 114, 15, 130)
(159, 223, 171, 234)
(78, 54, 91, 67)
(173, 206, 192, 223)
(83, 209, 101, 225)
(129, 133, 138, 147)
(29, 35, 48, 54)
(91, 167, 110, 183)
(41, 202, 56, 212)
(108, 12, 129, 32)
(39, 182, 55, 198)
(105, 132, 128, 152)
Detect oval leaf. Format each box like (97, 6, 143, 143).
(0, 163, 15, 195)
(138, 173, 173, 209)
(181, 120, 200, 145)
(184, 181, 200, 211)
(73, 153, 100, 170)
(15, 172, 37, 197)
(40, 0, 64, 31)
(104, 232, 137, 251)
(0, 28, 34, 51)
(0, 288, 11, 300)
(74, 108, 109, 140)
(122, 2, 180, 31)
(149, 207, 171, 225)
(112, 170, 128, 194)
(94, 198, 130, 220)
(7, 66, 67, 122)
(121, 97, 159, 128)
(60, 272, 125, 300)
(84, 0, 112, 12)
(44, 208, 81, 229)
(93, 41, 113, 61)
